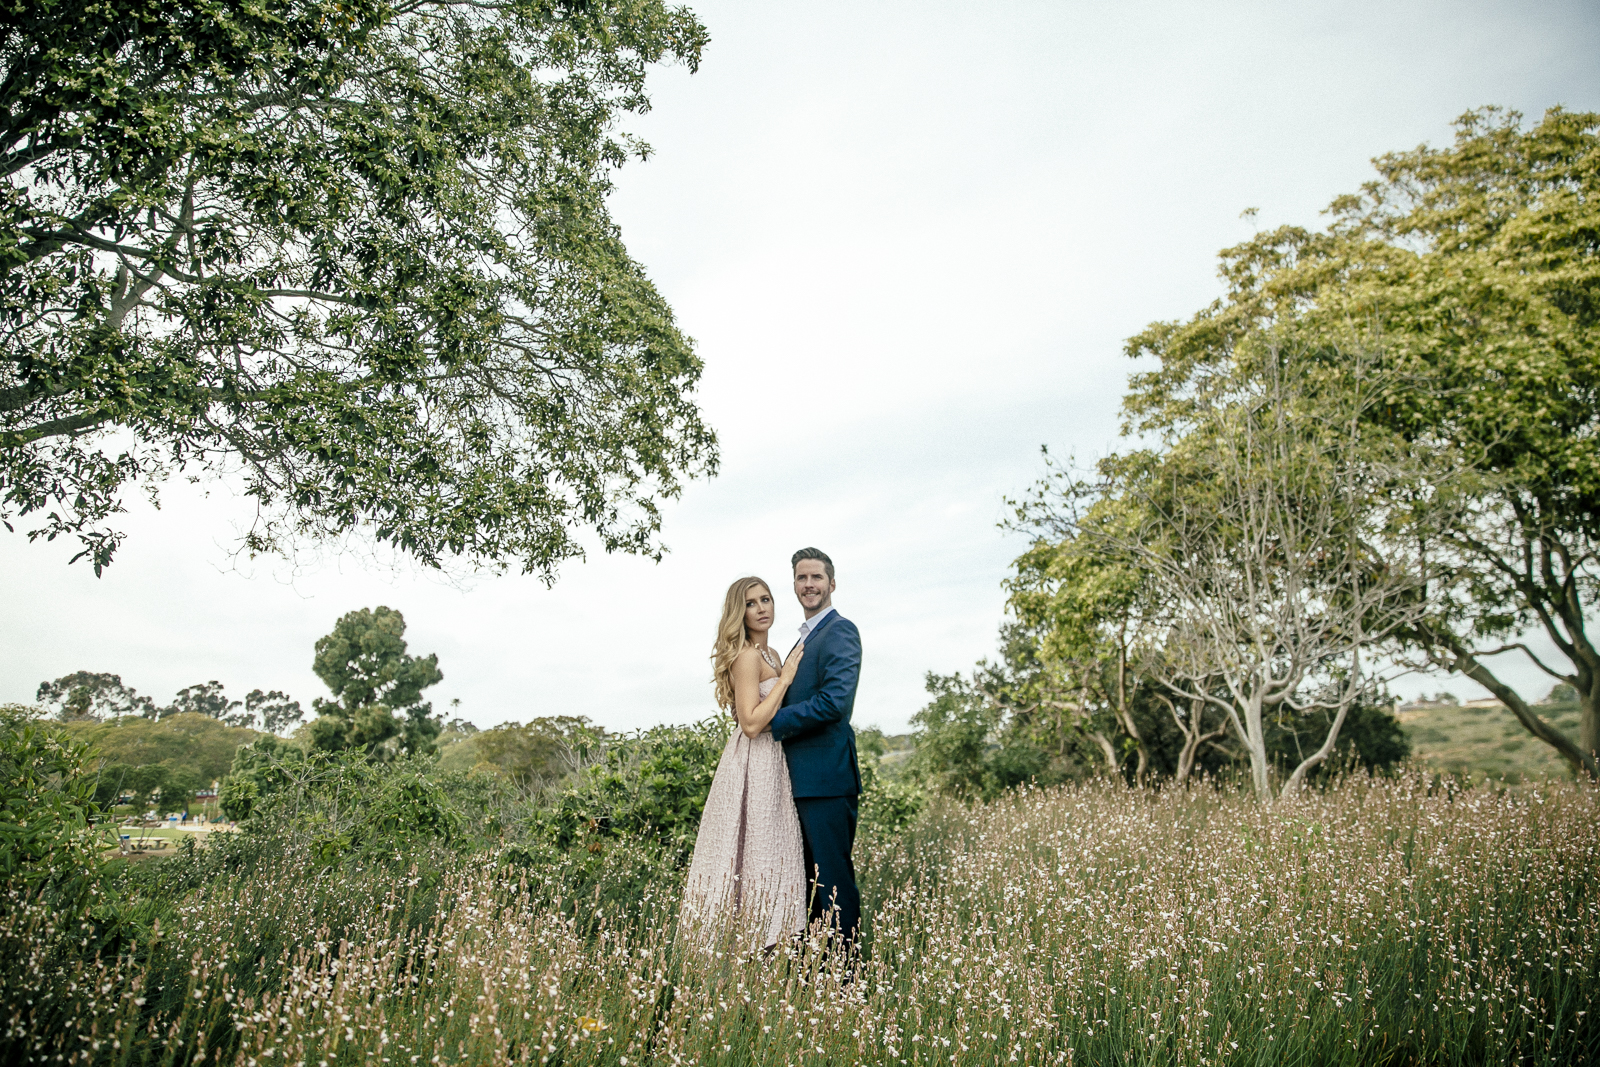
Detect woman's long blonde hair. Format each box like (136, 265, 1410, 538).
(712, 576, 771, 711)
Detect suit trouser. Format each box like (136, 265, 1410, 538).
(792, 794, 860, 940)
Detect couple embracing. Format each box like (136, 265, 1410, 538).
(680, 548, 863, 952)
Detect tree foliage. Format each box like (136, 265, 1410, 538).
(1, 0, 716, 574)
(245, 689, 304, 734)
(444, 715, 604, 790)
(907, 671, 1052, 802)
(37, 671, 300, 731)
(1125, 106, 1600, 778)
(1007, 502, 1166, 779)
(169, 680, 242, 724)
(217, 734, 306, 820)
(35, 672, 154, 721)
(537, 718, 725, 852)
(62, 710, 261, 786)
(308, 606, 442, 757)
(0, 705, 102, 901)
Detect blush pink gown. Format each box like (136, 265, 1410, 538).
(680, 677, 808, 950)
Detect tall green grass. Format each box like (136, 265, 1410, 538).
(3, 771, 1595, 1065)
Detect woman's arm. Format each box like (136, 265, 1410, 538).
(733, 644, 804, 739)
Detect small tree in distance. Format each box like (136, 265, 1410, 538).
(309, 607, 443, 758)
(247, 690, 305, 735)
(35, 673, 155, 721)
(169, 681, 241, 723)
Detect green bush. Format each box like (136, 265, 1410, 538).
(855, 727, 926, 833)
(536, 718, 727, 853)
(217, 734, 306, 820)
(858, 773, 925, 834)
(1265, 696, 1412, 778)
(906, 673, 1064, 800)
(237, 751, 482, 862)
(0, 705, 103, 903)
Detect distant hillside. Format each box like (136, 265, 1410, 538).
(64, 712, 265, 784)
(1399, 700, 1580, 783)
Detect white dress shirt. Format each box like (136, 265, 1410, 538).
(797, 605, 836, 642)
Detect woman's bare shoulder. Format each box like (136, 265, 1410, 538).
(732, 646, 762, 668)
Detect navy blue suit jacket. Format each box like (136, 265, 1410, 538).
(770, 611, 861, 798)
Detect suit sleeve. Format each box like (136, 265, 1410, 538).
(769, 621, 861, 743)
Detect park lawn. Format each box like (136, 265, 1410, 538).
(100, 826, 220, 854)
(114, 826, 205, 841)
(1401, 699, 1581, 783)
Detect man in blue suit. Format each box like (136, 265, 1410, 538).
(769, 547, 862, 943)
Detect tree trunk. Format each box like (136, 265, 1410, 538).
(1242, 694, 1271, 799)
(1161, 695, 1223, 785)
(1172, 698, 1201, 784)
(1582, 682, 1597, 770)
(1089, 730, 1120, 775)
(1115, 638, 1150, 783)
(1281, 698, 1353, 798)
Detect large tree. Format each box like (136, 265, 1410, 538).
(1127, 107, 1600, 778)
(1, 0, 716, 574)
(1026, 349, 1433, 800)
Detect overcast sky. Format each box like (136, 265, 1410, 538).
(4, 0, 1598, 733)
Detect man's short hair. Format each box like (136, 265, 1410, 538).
(791, 547, 834, 580)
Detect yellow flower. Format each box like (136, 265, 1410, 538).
(576, 1016, 607, 1033)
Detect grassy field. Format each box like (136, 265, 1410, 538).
(1401, 701, 1582, 783)
(5, 769, 1595, 1066)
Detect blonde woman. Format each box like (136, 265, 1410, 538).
(680, 576, 808, 950)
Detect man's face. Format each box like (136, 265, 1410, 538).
(793, 559, 836, 616)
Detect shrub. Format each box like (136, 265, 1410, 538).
(217, 734, 306, 820)
(858, 773, 925, 834)
(856, 726, 926, 833)
(0, 705, 103, 903)
(537, 718, 727, 853)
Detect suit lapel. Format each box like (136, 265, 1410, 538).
(788, 610, 839, 655)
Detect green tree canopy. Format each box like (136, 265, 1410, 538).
(309, 606, 443, 757)
(168, 681, 241, 723)
(1123, 106, 1600, 777)
(37, 672, 301, 731)
(219, 734, 307, 821)
(1, 0, 716, 574)
(62, 711, 262, 785)
(245, 689, 304, 735)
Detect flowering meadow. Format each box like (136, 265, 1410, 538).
(3, 768, 1595, 1067)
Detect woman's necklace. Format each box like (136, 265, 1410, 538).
(756, 645, 781, 672)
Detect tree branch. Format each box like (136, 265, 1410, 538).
(2, 409, 117, 446)
(1471, 642, 1578, 683)
(1444, 640, 1596, 779)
